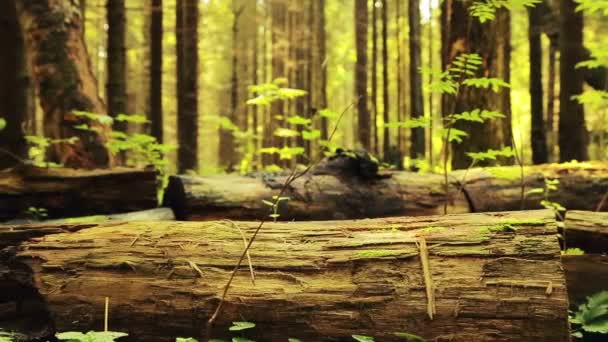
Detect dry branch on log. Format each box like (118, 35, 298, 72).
(0, 166, 158, 221)
(164, 162, 608, 221)
(0, 210, 569, 341)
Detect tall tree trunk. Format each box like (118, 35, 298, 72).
(312, 0, 328, 142)
(176, 0, 199, 173)
(559, 0, 588, 162)
(529, 5, 548, 164)
(15, 0, 111, 168)
(106, 0, 127, 133)
(371, 0, 378, 154)
(409, 0, 425, 162)
(0, 0, 28, 168)
(355, 0, 370, 151)
(381, 0, 390, 157)
(547, 42, 557, 162)
(441, 0, 512, 169)
(395, 0, 403, 153)
(149, 0, 163, 143)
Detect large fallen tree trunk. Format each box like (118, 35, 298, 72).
(563, 210, 608, 254)
(164, 161, 608, 221)
(0, 166, 159, 221)
(0, 210, 569, 341)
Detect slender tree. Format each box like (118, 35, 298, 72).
(149, 0, 163, 143)
(381, 0, 390, 157)
(547, 41, 557, 161)
(371, 0, 379, 154)
(0, 0, 27, 167)
(106, 0, 127, 133)
(528, 5, 548, 164)
(355, 0, 370, 150)
(559, 0, 588, 162)
(441, 0, 512, 169)
(409, 0, 425, 162)
(315, 0, 329, 141)
(176, 0, 199, 172)
(16, 0, 111, 168)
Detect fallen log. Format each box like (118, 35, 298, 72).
(563, 210, 608, 253)
(0, 166, 159, 221)
(562, 254, 608, 308)
(163, 172, 470, 221)
(164, 162, 608, 221)
(0, 210, 569, 341)
(2, 207, 175, 225)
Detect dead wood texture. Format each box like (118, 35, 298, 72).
(164, 162, 608, 221)
(564, 210, 608, 254)
(0, 167, 158, 221)
(0, 210, 568, 341)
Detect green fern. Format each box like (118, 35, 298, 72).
(570, 291, 608, 337)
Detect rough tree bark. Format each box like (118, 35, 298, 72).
(355, 0, 370, 151)
(441, 0, 512, 169)
(529, 5, 548, 164)
(176, 0, 199, 173)
(0, 0, 28, 168)
(558, 0, 588, 162)
(381, 0, 390, 157)
(409, 0, 426, 162)
(563, 210, 608, 254)
(106, 0, 127, 133)
(371, 0, 378, 154)
(0, 210, 569, 341)
(149, 0, 163, 143)
(15, 0, 112, 168)
(0, 166, 158, 221)
(164, 162, 608, 221)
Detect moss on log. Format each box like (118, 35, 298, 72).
(0, 210, 569, 341)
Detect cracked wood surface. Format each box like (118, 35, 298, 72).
(1, 210, 568, 341)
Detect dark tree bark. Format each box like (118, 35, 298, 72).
(0, 0, 28, 168)
(149, 0, 163, 143)
(106, 0, 127, 133)
(355, 0, 370, 151)
(547, 42, 557, 161)
(381, 0, 390, 157)
(15, 0, 111, 168)
(409, 0, 425, 161)
(176, 0, 199, 173)
(529, 5, 548, 164)
(441, 0, 512, 169)
(558, 0, 588, 162)
(317, 0, 328, 141)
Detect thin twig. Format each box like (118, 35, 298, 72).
(417, 237, 435, 319)
(203, 100, 356, 341)
(224, 219, 256, 285)
(596, 191, 608, 212)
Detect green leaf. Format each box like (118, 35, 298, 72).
(0, 118, 6, 131)
(176, 338, 199, 342)
(229, 322, 256, 331)
(274, 128, 300, 138)
(562, 248, 585, 256)
(72, 111, 114, 125)
(525, 188, 545, 196)
(262, 200, 275, 207)
(302, 129, 321, 140)
(570, 291, 608, 334)
(318, 108, 339, 119)
(288, 339, 302, 342)
(115, 113, 149, 123)
(352, 335, 374, 342)
(278, 146, 305, 160)
(286, 115, 312, 126)
(232, 338, 255, 342)
(56, 331, 128, 342)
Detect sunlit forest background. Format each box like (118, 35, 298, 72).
(4, 0, 608, 174)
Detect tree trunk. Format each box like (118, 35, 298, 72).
(176, 0, 199, 173)
(315, 0, 328, 141)
(106, 0, 127, 133)
(0, 0, 28, 168)
(409, 0, 425, 161)
(0, 210, 569, 341)
(381, 0, 390, 157)
(529, 5, 548, 165)
(0, 166, 158, 221)
(441, 1, 512, 169)
(355, 0, 370, 151)
(15, 0, 111, 168)
(547, 41, 557, 162)
(149, 0, 163, 143)
(4, 207, 175, 225)
(165, 162, 608, 221)
(558, 0, 588, 162)
(371, 0, 378, 154)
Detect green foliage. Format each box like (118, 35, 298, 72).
(469, 0, 541, 23)
(247, 78, 308, 106)
(466, 147, 515, 162)
(562, 248, 585, 256)
(24, 206, 48, 220)
(575, 0, 608, 15)
(229, 322, 256, 332)
(55, 331, 128, 342)
(570, 291, 608, 337)
(262, 196, 290, 221)
(352, 335, 375, 342)
(0, 118, 6, 131)
(24, 135, 78, 167)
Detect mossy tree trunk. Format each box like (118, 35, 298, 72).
(15, 0, 111, 168)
